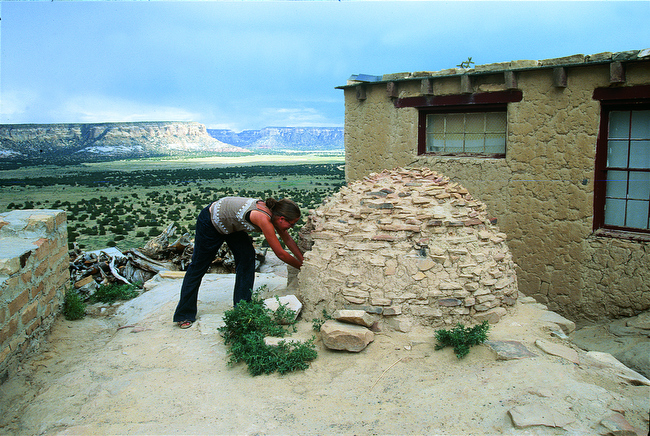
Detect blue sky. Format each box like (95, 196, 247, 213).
(1, 1, 648, 132)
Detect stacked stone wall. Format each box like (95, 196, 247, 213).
(0, 210, 69, 383)
(298, 168, 518, 332)
(342, 55, 650, 320)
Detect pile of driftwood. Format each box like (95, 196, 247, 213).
(69, 224, 267, 296)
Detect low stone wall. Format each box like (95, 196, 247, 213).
(298, 168, 518, 332)
(0, 210, 69, 383)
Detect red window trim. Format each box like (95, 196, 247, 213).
(397, 90, 522, 157)
(592, 85, 650, 235)
(395, 89, 523, 109)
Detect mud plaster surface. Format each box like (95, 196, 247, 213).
(0, 273, 648, 436)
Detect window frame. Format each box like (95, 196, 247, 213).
(418, 105, 508, 157)
(393, 89, 521, 158)
(593, 85, 650, 236)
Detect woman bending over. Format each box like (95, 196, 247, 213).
(173, 196, 303, 328)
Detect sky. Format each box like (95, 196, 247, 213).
(1, 1, 649, 132)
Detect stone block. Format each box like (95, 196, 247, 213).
(474, 307, 507, 324)
(382, 306, 402, 316)
(0, 257, 21, 276)
(538, 311, 575, 334)
(21, 301, 39, 326)
(333, 309, 376, 328)
(8, 290, 29, 317)
(263, 295, 303, 323)
(320, 320, 374, 352)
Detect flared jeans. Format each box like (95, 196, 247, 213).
(173, 206, 256, 322)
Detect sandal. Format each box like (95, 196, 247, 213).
(178, 320, 193, 329)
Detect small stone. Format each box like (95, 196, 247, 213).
(333, 309, 376, 328)
(418, 258, 436, 271)
(438, 298, 462, 307)
(382, 306, 402, 316)
(264, 337, 305, 347)
(474, 307, 506, 324)
(413, 272, 426, 281)
(263, 295, 303, 323)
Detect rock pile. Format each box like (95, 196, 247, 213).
(298, 167, 518, 332)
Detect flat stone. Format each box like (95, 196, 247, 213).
(538, 311, 576, 334)
(474, 307, 507, 324)
(438, 298, 462, 307)
(508, 403, 575, 429)
(264, 337, 305, 347)
(583, 351, 650, 386)
(418, 258, 436, 271)
(626, 310, 650, 330)
(320, 320, 374, 352)
(263, 295, 303, 323)
(159, 270, 186, 279)
(485, 340, 537, 360)
(535, 339, 579, 364)
(600, 412, 644, 436)
(333, 309, 375, 328)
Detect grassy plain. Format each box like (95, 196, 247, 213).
(0, 153, 345, 251)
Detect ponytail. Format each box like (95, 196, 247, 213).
(265, 197, 300, 220)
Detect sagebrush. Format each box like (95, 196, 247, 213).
(435, 321, 490, 359)
(219, 291, 317, 376)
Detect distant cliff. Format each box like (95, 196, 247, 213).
(207, 127, 344, 151)
(0, 121, 248, 166)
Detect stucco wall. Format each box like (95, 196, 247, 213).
(343, 60, 650, 320)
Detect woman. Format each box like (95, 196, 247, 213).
(173, 196, 303, 328)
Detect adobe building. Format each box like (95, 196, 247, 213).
(337, 49, 650, 320)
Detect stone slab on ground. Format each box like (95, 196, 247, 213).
(508, 402, 575, 429)
(485, 340, 537, 360)
(320, 319, 374, 352)
(535, 339, 580, 364)
(538, 310, 576, 334)
(115, 272, 288, 326)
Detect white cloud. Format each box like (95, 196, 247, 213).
(0, 89, 41, 123)
(55, 94, 201, 124)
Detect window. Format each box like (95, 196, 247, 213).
(395, 89, 521, 157)
(594, 85, 650, 235)
(424, 110, 507, 155)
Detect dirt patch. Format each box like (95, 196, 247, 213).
(0, 273, 648, 435)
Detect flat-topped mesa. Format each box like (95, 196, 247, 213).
(297, 167, 518, 332)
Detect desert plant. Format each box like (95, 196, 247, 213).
(435, 321, 490, 359)
(63, 288, 86, 320)
(219, 291, 317, 376)
(312, 309, 332, 332)
(90, 282, 141, 304)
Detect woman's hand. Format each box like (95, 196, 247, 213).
(249, 210, 303, 269)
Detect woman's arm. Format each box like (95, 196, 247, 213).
(277, 227, 304, 264)
(249, 210, 303, 269)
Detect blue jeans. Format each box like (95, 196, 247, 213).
(173, 206, 256, 322)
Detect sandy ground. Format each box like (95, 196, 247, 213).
(0, 272, 649, 436)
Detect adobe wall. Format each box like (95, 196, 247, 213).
(0, 210, 69, 383)
(343, 58, 650, 320)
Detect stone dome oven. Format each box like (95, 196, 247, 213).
(298, 167, 518, 332)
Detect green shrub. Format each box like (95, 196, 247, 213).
(219, 291, 317, 376)
(90, 282, 141, 304)
(435, 321, 490, 359)
(311, 309, 332, 332)
(63, 288, 86, 320)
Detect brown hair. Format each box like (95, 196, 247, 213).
(265, 197, 300, 221)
